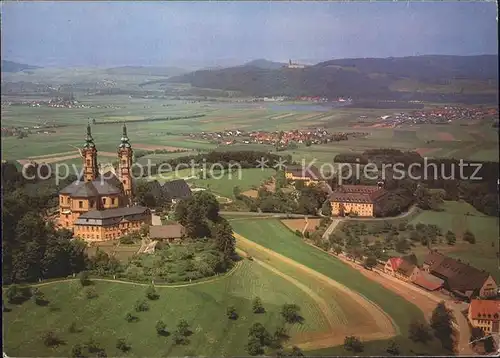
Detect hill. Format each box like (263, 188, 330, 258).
(1, 60, 41, 73)
(167, 55, 498, 102)
(244, 59, 286, 70)
(104, 66, 187, 77)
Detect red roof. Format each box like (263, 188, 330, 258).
(413, 272, 444, 291)
(388, 257, 403, 270)
(469, 299, 500, 321)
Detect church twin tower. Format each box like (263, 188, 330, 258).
(82, 123, 133, 198)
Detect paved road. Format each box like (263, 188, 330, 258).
(322, 218, 342, 240)
(221, 211, 317, 218)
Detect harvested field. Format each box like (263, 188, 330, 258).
(437, 132, 456, 141)
(234, 232, 396, 350)
(271, 113, 294, 120)
(241, 189, 258, 198)
(415, 147, 438, 156)
(133, 143, 189, 151)
(282, 219, 308, 232)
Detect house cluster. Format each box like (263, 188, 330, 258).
(384, 251, 497, 299)
(189, 128, 351, 146)
(376, 106, 498, 127)
(384, 250, 499, 339)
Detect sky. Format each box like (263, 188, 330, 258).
(1, 1, 498, 68)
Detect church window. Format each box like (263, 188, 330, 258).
(122, 160, 127, 166)
(79, 201, 83, 208)
(111, 198, 115, 205)
(103, 198, 107, 205)
(87, 159, 91, 166)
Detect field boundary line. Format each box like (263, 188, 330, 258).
(233, 231, 399, 337)
(22, 260, 243, 289)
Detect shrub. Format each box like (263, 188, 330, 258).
(42, 331, 62, 347)
(155, 320, 167, 335)
(116, 338, 130, 352)
(226, 306, 238, 320)
(408, 320, 432, 343)
(125, 312, 138, 322)
(294, 229, 302, 237)
(280, 303, 302, 324)
(145, 285, 160, 300)
(71, 344, 84, 358)
(134, 299, 149, 312)
(79, 271, 91, 286)
(252, 297, 265, 313)
(343, 335, 364, 353)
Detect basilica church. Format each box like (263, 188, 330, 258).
(58, 124, 151, 241)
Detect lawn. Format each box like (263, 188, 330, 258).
(230, 219, 449, 355)
(191, 168, 275, 198)
(408, 201, 499, 277)
(3, 260, 326, 357)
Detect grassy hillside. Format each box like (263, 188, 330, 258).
(3, 261, 326, 357)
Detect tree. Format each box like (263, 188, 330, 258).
(32, 287, 47, 305)
(248, 322, 272, 347)
(226, 305, 238, 320)
(364, 255, 378, 270)
(469, 327, 484, 346)
(484, 335, 495, 353)
(116, 338, 130, 352)
(386, 340, 400, 356)
(213, 218, 236, 261)
(343, 335, 364, 353)
(134, 299, 149, 312)
(79, 271, 91, 286)
(430, 301, 454, 351)
(408, 320, 432, 343)
(463, 230, 476, 244)
(252, 296, 265, 313)
(145, 285, 159, 300)
(246, 336, 263, 356)
(176, 319, 190, 336)
(156, 320, 167, 335)
(321, 200, 332, 216)
(71, 344, 85, 358)
(280, 303, 302, 324)
(445, 231, 456, 245)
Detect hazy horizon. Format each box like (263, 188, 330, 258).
(1, 1, 498, 69)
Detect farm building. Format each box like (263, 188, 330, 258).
(422, 251, 498, 299)
(149, 223, 186, 242)
(162, 179, 192, 203)
(468, 299, 500, 335)
(384, 255, 420, 282)
(329, 185, 387, 217)
(285, 165, 322, 186)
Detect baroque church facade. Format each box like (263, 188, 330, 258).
(58, 124, 151, 241)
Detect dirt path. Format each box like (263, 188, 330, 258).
(234, 232, 397, 349)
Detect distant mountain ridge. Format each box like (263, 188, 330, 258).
(244, 59, 286, 70)
(167, 55, 498, 101)
(2, 60, 41, 73)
